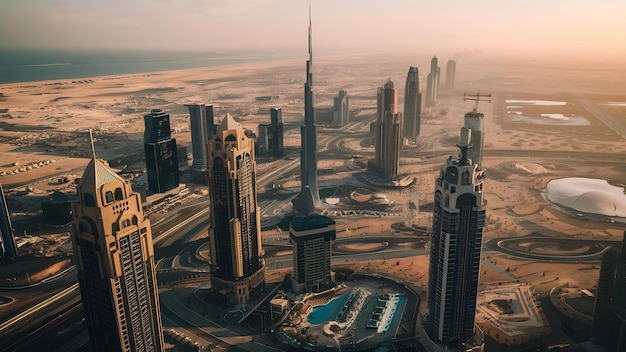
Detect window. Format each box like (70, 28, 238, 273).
(114, 187, 123, 200)
(105, 191, 114, 203)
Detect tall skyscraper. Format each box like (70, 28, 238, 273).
(270, 107, 284, 158)
(289, 215, 336, 293)
(368, 79, 402, 181)
(445, 60, 457, 90)
(591, 230, 626, 351)
(403, 66, 422, 141)
(207, 114, 265, 304)
(0, 182, 18, 258)
(425, 126, 485, 348)
(426, 56, 440, 107)
(71, 134, 164, 351)
(293, 9, 321, 215)
(332, 90, 349, 127)
(143, 108, 179, 193)
(186, 103, 216, 184)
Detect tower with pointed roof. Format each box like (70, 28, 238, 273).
(71, 132, 164, 351)
(292, 8, 322, 215)
(207, 114, 265, 304)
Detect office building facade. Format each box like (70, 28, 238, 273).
(207, 115, 265, 304)
(289, 215, 336, 293)
(369, 79, 402, 181)
(332, 90, 349, 127)
(591, 230, 626, 351)
(426, 126, 485, 348)
(143, 109, 179, 193)
(403, 66, 422, 141)
(186, 103, 215, 184)
(71, 149, 164, 351)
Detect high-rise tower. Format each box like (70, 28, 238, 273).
(0, 182, 18, 258)
(71, 133, 164, 351)
(445, 60, 457, 90)
(207, 115, 265, 304)
(426, 56, 440, 107)
(368, 79, 402, 181)
(425, 126, 485, 348)
(143, 108, 179, 193)
(186, 103, 216, 184)
(293, 9, 321, 215)
(289, 215, 336, 293)
(403, 66, 422, 141)
(270, 107, 284, 158)
(463, 93, 490, 169)
(591, 230, 626, 351)
(332, 90, 349, 127)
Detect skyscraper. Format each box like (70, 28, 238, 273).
(293, 9, 321, 215)
(289, 215, 336, 293)
(71, 134, 164, 351)
(591, 230, 626, 351)
(270, 107, 284, 158)
(0, 182, 18, 258)
(368, 79, 402, 181)
(143, 108, 179, 193)
(425, 126, 485, 348)
(207, 114, 265, 304)
(332, 90, 349, 127)
(426, 56, 440, 107)
(403, 66, 422, 141)
(187, 103, 216, 184)
(445, 60, 457, 90)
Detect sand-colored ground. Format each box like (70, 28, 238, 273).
(1, 54, 626, 306)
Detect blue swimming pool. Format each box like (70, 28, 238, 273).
(307, 292, 350, 325)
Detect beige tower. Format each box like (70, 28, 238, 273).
(207, 114, 265, 304)
(71, 137, 164, 352)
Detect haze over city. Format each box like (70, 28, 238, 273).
(1, 1, 626, 352)
(1, 0, 626, 60)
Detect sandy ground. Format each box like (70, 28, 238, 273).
(1, 53, 626, 299)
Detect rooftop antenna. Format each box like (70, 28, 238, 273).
(464, 92, 491, 112)
(89, 128, 97, 161)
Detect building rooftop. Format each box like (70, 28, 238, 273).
(290, 214, 335, 232)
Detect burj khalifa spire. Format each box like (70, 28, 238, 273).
(292, 7, 321, 215)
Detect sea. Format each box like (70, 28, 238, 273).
(0, 49, 289, 84)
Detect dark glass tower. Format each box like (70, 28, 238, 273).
(186, 103, 215, 184)
(143, 108, 179, 193)
(426, 126, 485, 346)
(0, 182, 18, 258)
(293, 9, 321, 215)
(403, 66, 422, 141)
(270, 107, 284, 158)
(207, 114, 265, 304)
(591, 230, 626, 351)
(71, 136, 164, 351)
(332, 90, 349, 127)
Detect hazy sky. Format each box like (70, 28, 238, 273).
(1, 0, 625, 59)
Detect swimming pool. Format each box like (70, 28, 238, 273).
(307, 292, 350, 325)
